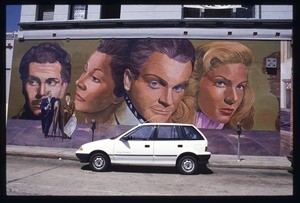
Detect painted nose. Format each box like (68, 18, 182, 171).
(158, 88, 173, 107)
(75, 77, 87, 91)
(36, 83, 46, 99)
(224, 87, 238, 105)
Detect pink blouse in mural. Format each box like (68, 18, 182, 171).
(194, 111, 224, 129)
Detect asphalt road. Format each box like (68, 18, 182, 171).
(6, 156, 293, 196)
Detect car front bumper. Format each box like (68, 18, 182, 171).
(76, 153, 89, 163)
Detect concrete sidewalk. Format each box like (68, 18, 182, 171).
(6, 145, 292, 170)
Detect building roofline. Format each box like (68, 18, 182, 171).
(18, 18, 293, 30)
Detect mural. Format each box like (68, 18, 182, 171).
(8, 39, 281, 132)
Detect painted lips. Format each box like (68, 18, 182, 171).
(75, 93, 86, 102)
(31, 100, 41, 109)
(152, 108, 173, 115)
(219, 108, 234, 116)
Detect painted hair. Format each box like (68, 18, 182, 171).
(19, 42, 71, 84)
(97, 39, 132, 97)
(128, 39, 195, 79)
(172, 41, 255, 129)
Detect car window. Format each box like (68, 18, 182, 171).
(156, 126, 181, 140)
(126, 126, 156, 140)
(182, 126, 204, 140)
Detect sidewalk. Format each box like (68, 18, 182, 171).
(6, 145, 292, 170)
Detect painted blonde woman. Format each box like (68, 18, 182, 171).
(171, 41, 255, 130)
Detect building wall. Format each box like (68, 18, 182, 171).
(20, 5, 37, 22)
(87, 5, 101, 20)
(260, 5, 293, 19)
(53, 5, 69, 21)
(280, 58, 292, 108)
(120, 5, 182, 19)
(19, 4, 293, 22)
(13, 4, 293, 119)
(6, 33, 15, 120)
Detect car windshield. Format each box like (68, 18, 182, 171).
(109, 127, 137, 140)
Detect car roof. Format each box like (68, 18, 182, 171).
(137, 123, 195, 127)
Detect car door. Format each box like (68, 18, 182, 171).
(153, 125, 186, 166)
(113, 125, 156, 165)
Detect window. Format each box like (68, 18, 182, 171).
(183, 5, 255, 18)
(156, 126, 181, 140)
(126, 126, 155, 140)
(182, 126, 204, 140)
(101, 4, 121, 19)
(183, 7, 201, 18)
(236, 5, 255, 18)
(204, 8, 233, 18)
(37, 5, 54, 21)
(69, 5, 87, 20)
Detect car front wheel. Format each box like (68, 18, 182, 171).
(89, 152, 110, 172)
(177, 155, 199, 175)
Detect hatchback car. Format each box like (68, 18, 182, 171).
(76, 123, 211, 175)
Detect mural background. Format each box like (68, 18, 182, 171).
(8, 39, 280, 131)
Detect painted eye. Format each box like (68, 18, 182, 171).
(28, 80, 39, 86)
(148, 81, 160, 89)
(215, 81, 226, 87)
(236, 85, 245, 91)
(92, 76, 100, 83)
(48, 80, 58, 86)
(173, 86, 183, 93)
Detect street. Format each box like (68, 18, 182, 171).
(6, 156, 292, 196)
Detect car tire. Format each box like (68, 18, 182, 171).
(89, 152, 110, 172)
(177, 155, 199, 175)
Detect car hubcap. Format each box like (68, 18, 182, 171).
(94, 157, 104, 169)
(182, 159, 194, 172)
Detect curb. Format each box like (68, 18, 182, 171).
(6, 145, 292, 170)
(208, 163, 290, 170)
(7, 150, 78, 161)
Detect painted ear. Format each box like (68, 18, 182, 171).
(124, 69, 133, 91)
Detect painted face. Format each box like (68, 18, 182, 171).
(65, 95, 71, 102)
(125, 52, 192, 123)
(75, 51, 116, 113)
(198, 63, 248, 124)
(25, 62, 67, 116)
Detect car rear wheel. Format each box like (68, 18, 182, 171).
(89, 152, 110, 172)
(177, 155, 199, 175)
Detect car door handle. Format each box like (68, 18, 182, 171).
(178, 144, 183, 148)
(145, 145, 150, 148)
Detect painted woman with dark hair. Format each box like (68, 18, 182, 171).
(12, 42, 71, 120)
(74, 39, 131, 124)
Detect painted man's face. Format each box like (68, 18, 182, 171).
(75, 51, 117, 114)
(125, 51, 192, 123)
(65, 95, 71, 102)
(25, 62, 67, 116)
(198, 63, 248, 124)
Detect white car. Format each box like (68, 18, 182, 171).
(76, 123, 211, 175)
